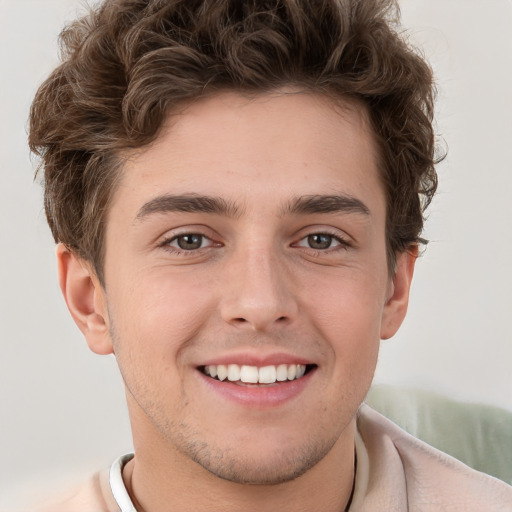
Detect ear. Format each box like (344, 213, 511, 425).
(380, 247, 418, 340)
(57, 244, 113, 355)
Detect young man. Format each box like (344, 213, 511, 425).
(28, 0, 512, 510)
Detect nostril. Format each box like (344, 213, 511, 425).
(232, 316, 288, 325)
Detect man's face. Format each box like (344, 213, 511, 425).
(89, 91, 411, 484)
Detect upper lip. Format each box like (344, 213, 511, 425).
(198, 351, 315, 368)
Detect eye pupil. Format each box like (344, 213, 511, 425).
(308, 234, 332, 249)
(177, 234, 203, 250)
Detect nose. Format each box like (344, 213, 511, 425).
(220, 246, 299, 332)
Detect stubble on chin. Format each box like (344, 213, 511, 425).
(164, 419, 342, 486)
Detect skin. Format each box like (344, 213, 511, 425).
(58, 90, 416, 512)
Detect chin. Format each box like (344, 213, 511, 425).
(177, 431, 339, 486)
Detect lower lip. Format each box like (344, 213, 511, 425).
(197, 369, 315, 408)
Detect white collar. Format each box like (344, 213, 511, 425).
(109, 454, 137, 512)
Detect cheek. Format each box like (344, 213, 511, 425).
(303, 270, 385, 364)
(305, 266, 386, 324)
(109, 270, 218, 358)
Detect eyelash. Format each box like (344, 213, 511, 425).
(294, 232, 351, 253)
(159, 233, 217, 254)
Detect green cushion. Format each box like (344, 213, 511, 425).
(365, 385, 512, 485)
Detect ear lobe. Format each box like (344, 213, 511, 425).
(57, 244, 113, 355)
(380, 247, 418, 340)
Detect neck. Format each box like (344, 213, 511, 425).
(123, 420, 356, 512)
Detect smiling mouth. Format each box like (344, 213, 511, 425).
(200, 364, 316, 385)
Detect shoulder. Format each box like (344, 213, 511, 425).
(31, 468, 120, 512)
(356, 404, 512, 512)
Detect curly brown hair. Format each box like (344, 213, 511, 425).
(29, 0, 439, 283)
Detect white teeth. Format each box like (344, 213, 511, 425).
(203, 363, 310, 384)
(227, 364, 240, 381)
(259, 365, 277, 384)
(276, 364, 288, 382)
(216, 365, 228, 381)
(240, 365, 259, 383)
(287, 364, 297, 380)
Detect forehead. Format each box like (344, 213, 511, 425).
(112, 90, 383, 218)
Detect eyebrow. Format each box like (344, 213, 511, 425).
(284, 194, 370, 216)
(136, 194, 241, 221)
(135, 192, 370, 222)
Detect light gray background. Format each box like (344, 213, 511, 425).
(1, 0, 511, 509)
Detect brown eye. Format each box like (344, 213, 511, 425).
(307, 234, 333, 249)
(173, 234, 205, 250)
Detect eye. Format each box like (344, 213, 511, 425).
(296, 233, 345, 250)
(306, 234, 334, 250)
(168, 233, 211, 251)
